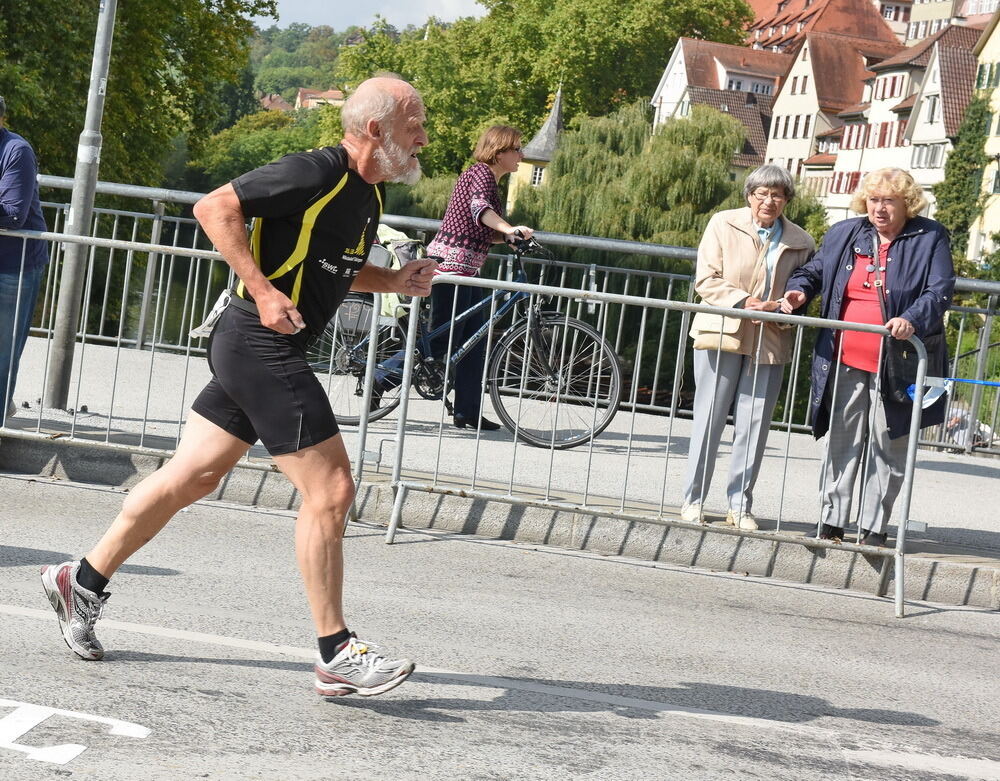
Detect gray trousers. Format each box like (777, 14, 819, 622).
(821, 363, 908, 534)
(683, 349, 785, 513)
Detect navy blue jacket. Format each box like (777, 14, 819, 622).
(0, 127, 48, 273)
(785, 215, 954, 440)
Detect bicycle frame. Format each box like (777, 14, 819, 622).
(420, 268, 531, 370)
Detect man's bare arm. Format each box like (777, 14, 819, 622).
(351, 258, 437, 297)
(193, 184, 305, 334)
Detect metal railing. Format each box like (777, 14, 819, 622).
(21, 175, 1000, 456)
(376, 273, 944, 617)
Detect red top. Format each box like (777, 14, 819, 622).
(839, 242, 889, 372)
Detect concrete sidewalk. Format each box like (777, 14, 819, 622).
(4, 337, 999, 610)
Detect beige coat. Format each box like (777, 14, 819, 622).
(693, 207, 815, 364)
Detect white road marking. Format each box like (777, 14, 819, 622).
(5, 602, 999, 778)
(844, 749, 1000, 780)
(0, 698, 148, 765)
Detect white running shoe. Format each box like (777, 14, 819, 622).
(726, 510, 759, 531)
(40, 561, 109, 660)
(315, 634, 415, 697)
(680, 502, 704, 523)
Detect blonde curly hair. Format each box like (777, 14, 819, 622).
(849, 167, 927, 218)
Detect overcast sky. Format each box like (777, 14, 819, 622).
(254, 0, 486, 31)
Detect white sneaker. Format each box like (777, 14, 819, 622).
(726, 510, 759, 531)
(680, 502, 704, 523)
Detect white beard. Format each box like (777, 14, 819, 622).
(375, 131, 422, 185)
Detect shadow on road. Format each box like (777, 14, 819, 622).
(96, 650, 939, 730)
(0, 546, 180, 576)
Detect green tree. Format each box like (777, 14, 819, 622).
(188, 108, 324, 189)
(0, 0, 276, 186)
(784, 191, 829, 245)
(337, 0, 754, 176)
(933, 94, 991, 275)
(513, 102, 746, 259)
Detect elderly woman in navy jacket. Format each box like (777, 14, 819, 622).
(781, 168, 954, 546)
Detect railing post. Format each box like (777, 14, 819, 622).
(43, 0, 118, 408)
(967, 293, 995, 453)
(135, 200, 165, 350)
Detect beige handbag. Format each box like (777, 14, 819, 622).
(689, 312, 743, 352)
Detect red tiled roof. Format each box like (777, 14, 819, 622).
(686, 86, 775, 168)
(871, 24, 983, 71)
(260, 93, 292, 111)
(679, 38, 791, 91)
(803, 153, 837, 165)
(837, 102, 870, 117)
(890, 94, 917, 113)
(938, 44, 979, 137)
(806, 32, 903, 113)
(748, 0, 898, 51)
(816, 126, 843, 138)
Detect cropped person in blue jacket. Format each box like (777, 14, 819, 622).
(0, 95, 49, 420)
(781, 167, 954, 546)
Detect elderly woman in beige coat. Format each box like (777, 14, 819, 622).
(681, 165, 815, 530)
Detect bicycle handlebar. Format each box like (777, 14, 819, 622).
(506, 235, 551, 258)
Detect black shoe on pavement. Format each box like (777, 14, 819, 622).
(453, 413, 501, 431)
(818, 523, 845, 542)
(860, 529, 888, 547)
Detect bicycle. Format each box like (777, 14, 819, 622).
(306, 237, 623, 449)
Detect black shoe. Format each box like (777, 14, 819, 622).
(860, 529, 888, 547)
(818, 523, 845, 542)
(453, 413, 501, 431)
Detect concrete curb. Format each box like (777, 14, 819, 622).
(3, 435, 997, 611)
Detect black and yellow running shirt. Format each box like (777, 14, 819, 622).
(230, 145, 384, 339)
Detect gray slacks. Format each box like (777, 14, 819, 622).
(821, 363, 908, 534)
(683, 349, 785, 513)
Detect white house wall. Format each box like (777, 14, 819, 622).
(764, 44, 820, 178)
(652, 46, 688, 126)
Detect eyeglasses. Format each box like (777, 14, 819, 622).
(503, 146, 522, 153)
(750, 190, 787, 203)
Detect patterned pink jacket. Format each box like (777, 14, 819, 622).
(426, 162, 502, 276)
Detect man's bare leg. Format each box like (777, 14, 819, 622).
(41, 411, 251, 659)
(274, 433, 414, 696)
(272, 433, 355, 636)
(86, 411, 251, 577)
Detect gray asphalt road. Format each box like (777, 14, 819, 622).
(2, 474, 999, 780)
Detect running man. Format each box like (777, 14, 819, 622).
(41, 76, 436, 698)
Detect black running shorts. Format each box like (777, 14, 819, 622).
(192, 306, 339, 456)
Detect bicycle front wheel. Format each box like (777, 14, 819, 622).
(306, 296, 404, 426)
(487, 315, 622, 449)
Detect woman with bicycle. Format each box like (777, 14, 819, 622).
(424, 125, 535, 431)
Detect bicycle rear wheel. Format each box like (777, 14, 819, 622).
(487, 315, 622, 449)
(306, 295, 404, 425)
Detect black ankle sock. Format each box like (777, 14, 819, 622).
(77, 557, 110, 594)
(318, 628, 352, 664)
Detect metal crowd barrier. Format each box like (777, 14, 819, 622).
(377, 273, 945, 617)
(0, 223, 996, 618)
(18, 175, 1000, 453)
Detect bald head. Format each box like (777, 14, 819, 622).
(341, 77, 422, 137)
(340, 76, 427, 185)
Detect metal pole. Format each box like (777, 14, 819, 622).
(135, 200, 165, 350)
(966, 294, 995, 453)
(44, 0, 118, 408)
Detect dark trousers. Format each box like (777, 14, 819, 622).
(430, 281, 488, 419)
